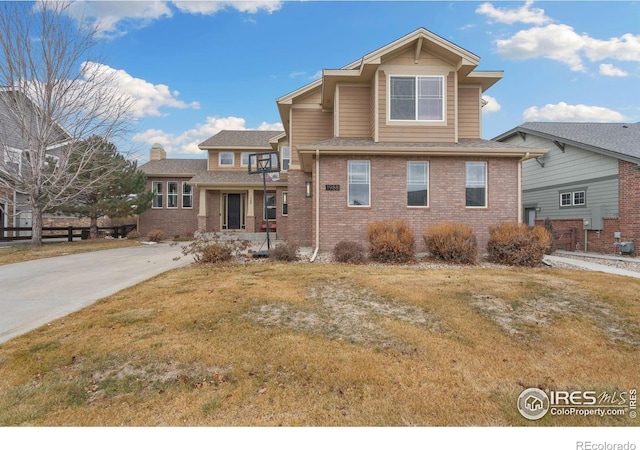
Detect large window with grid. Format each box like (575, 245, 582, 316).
(407, 162, 429, 207)
(348, 160, 370, 207)
(465, 162, 487, 208)
(152, 181, 163, 208)
(390, 75, 444, 121)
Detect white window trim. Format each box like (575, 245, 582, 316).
(167, 181, 178, 209)
(406, 161, 429, 208)
(182, 182, 193, 209)
(388, 75, 446, 123)
(573, 191, 586, 206)
(219, 152, 234, 167)
(560, 190, 586, 207)
(465, 161, 488, 209)
(264, 192, 277, 221)
(2, 146, 22, 176)
(347, 160, 371, 208)
(560, 192, 572, 208)
(241, 152, 251, 167)
(152, 181, 163, 209)
(281, 146, 290, 172)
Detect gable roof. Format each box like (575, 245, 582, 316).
(198, 130, 283, 150)
(494, 122, 640, 164)
(139, 158, 207, 177)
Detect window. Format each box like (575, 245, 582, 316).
(182, 182, 193, 208)
(265, 193, 276, 220)
(466, 162, 487, 207)
(152, 181, 163, 208)
(560, 191, 586, 207)
(282, 191, 288, 216)
(348, 160, 370, 207)
(390, 76, 444, 121)
(219, 152, 234, 167)
(281, 147, 290, 171)
(167, 182, 178, 208)
(241, 152, 251, 167)
(407, 162, 428, 207)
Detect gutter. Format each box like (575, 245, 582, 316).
(517, 152, 529, 223)
(310, 149, 320, 262)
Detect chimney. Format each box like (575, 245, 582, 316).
(150, 143, 166, 161)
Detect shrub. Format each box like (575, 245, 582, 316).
(126, 229, 140, 240)
(147, 229, 164, 242)
(181, 232, 250, 264)
(543, 217, 557, 254)
(487, 223, 552, 267)
(269, 243, 299, 262)
(333, 240, 366, 264)
(423, 222, 477, 264)
(366, 220, 415, 263)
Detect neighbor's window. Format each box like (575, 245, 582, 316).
(3, 147, 22, 175)
(167, 182, 178, 208)
(560, 191, 586, 207)
(265, 193, 276, 220)
(219, 152, 234, 167)
(182, 182, 193, 208)
(152, 181, 163, 208)
(281, 146, 290, 171)
(282, 191, 288, 216)
(241, 152, 251, 167)
(348, 160, 370, 207)
(390, 76, 444, 121)
(407, 162, 429, 207)
(465, 162, 487, 207)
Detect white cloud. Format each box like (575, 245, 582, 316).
(63, 1, 283, 39)
(523, 102, 627, 122)
(493, 23, 640, 72)
(81, 62, 200, 118)
(476, 1, 551, 25)
(599, 64, 628, 77)
(481, 95, 501, 113)
(134, 116, 283, 155)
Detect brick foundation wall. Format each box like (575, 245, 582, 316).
(538, 218, 623, 254)
(312, 155, 519, 252)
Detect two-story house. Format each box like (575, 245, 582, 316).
(139, 28, 543, 252)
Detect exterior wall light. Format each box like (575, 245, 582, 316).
(305, 181, 312, 198)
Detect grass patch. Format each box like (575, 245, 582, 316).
(0, 262, 637, 426)
(0, 239, 142, 266)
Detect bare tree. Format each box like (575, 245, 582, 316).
(0, 1, 134, 245)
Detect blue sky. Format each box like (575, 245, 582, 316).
(58, 1, 640, 160)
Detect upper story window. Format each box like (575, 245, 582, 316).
(560, 191, 586, 207)
(281, 146, 290, 171)
(219, 152, 234, 167)
(241, 152, 251, 167)
(390, 76, 444, 122)
(3, 147, 22, 175)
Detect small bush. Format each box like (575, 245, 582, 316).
(543, 217, 557, 254)
(423, 222, 477, 264)
(147, 229, 164, 242)
(181, 232, 250, 264)
(366, 220, 415, 263)
(269, 243, 299, 262)
(333, 240, 366, 264)
(126, 229, 140, 240)
(487, 223, 552, 267)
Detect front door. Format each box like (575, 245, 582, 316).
(525, 208, 536, 227)
(227, 194, 241, 230)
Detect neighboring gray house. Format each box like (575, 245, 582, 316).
(494, 122, 640, 253)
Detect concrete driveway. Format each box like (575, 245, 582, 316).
(0, 243, 191, 344)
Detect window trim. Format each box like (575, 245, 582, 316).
(167, 181, 178, 209)
(182, 182, 193, 209)
(152, 181, 163, 209)
(2, 146, 22, 176)
(560, 190, 586, 208)
(465, 161, 487, 208)
(219, 151, 234, 167)
(281, 146, 290, 172)
(264, 192, 277, 221)
(241, 152, 251, 167)
(347, 160, 370, 208)
(282, 191, 288, 216)
(406, 161, 429, 208)
(388, 75, 445, 123)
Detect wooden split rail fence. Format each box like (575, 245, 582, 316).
(0, 224, 137, 242)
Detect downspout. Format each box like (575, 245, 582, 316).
(310, 149, 320, 262)
(517, 153, 528, 223)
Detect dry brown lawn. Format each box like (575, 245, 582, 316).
(0, 239, 141, 266)
(0, 260, 638, 426)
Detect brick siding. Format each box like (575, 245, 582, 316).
(138, 177, 199, 238)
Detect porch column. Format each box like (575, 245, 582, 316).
(197, 188, 207, 232)
(246, 188, 255, 232)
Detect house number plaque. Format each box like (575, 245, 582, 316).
(325, 185, 340, 191)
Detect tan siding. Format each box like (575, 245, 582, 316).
(290, 108, 333, 166)
(458, 87, 481, 138)
(382, 47, 452, 68)
(296, 90, 322, 105)
(370, 81, 376, 140)
(377, 71, 456, 143)
(337, 85, 370, 138)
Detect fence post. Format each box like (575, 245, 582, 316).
(67, 226, 73, 242)
(113, 226, 119, 239)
